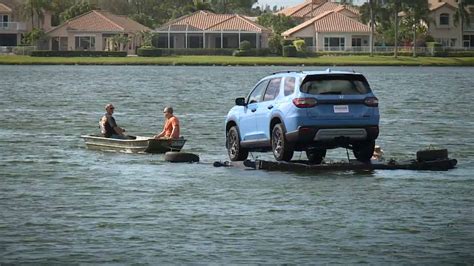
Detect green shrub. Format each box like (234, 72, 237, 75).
(31, 50, 127, 57)
(137, 47, 162, 57)
(282, 45, 297, 57)
(233, 48, 272, 57)
(281, 39, 293, 47)
(12, 46, 36, 56)
(446, 50, 474, 57)
(160, 48, 235, 56)
(293, 39, 306, 52)
(426, 42, 446, 56)
(239, 40, 252, 51)
(268, 34, 283, 55)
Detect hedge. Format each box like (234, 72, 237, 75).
(31, 50, 127, 57)
(160, 48, 235, 56)
(283, 45, 297, 57)
(233, 48, 272, 57)
(137, 47, 162, 57)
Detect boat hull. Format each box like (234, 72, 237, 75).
(81, 135, 186, 154)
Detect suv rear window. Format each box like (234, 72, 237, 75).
(300, 74, 370, 95)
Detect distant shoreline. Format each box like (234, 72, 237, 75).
(1, 55, 474, 67)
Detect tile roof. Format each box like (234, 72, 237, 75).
(278, 0, 359, 19)
(47, 10, 150, 34)
(282, 10, 370, 37)
(0, 2, 12, 12)
(156, 10, 270, 32)
(428, 1, 457, 11)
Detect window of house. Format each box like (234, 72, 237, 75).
(75, 36, 95, 51)
(2, 15, 8, 28)
(440, 13, 450, 26)
(324, 37, 345, 51)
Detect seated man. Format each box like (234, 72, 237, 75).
(99, 104, 126, 138)
(154, 106, 180, 139)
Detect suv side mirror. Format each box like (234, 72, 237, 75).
(235, 97, 246, 106)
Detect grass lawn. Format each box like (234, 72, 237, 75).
(1, 55, 474, 66)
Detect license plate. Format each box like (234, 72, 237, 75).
(334, 105, 349, 113)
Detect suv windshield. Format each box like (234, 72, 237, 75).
(301, 74, 370, 95)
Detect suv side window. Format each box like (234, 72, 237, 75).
(284, 77, 295, 96)
(263, 78, 281, 101)
(247, 80, 269, 104)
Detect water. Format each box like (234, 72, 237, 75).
(0, 65, 473, 263)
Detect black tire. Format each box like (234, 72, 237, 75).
(352, 140, 375, 162)
(227, 126, 248, 161)
(271, 123, 294, 162)
(306, 149, 326, 164)
(164, 152, 200, 163)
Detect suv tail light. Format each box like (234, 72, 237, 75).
(293, 98, 317, 108)
(364, 97, 379, 107)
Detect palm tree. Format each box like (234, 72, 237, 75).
(22, 0, 50, 29)
(453, 0, 472, 48)
(402, 0, 429, 57)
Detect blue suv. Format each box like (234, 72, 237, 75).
(225, 70, 380, 163)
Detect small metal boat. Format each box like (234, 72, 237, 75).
(81, 135, 186, 154)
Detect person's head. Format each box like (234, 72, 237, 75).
(105, 104, 115, 114)
(163, 106, 174, 119)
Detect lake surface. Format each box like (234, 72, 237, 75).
(0, 65, 473, 264)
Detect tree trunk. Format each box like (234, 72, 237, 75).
(394, 10, 398, 58)
(413, 23, 417, 57)
(369, 0, 374, 57)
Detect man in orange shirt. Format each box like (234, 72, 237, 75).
(154, 106, 180, 139)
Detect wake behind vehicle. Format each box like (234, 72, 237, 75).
(225, 69, 380, 163)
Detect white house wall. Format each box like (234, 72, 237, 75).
(428, 5, 461, 47)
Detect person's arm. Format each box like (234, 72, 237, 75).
(154, 129, 165, 139)
(170, 123, 179, 139)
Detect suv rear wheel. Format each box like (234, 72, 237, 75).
(306, 149, 326, 164)
(352, 140, 375, 162)
(227, 126, 248, 161)
(272, 124, 294, 161)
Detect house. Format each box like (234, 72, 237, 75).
(0, 1, 26, 46)
(282, 9, 371, 52)
(154, 11, 271, 49)
(46, 10, 151, 54)
(277, 0, 360, 23)
(427, 0, 474, 48)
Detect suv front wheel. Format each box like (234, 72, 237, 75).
(272, 124, 294, 162)
(227, 126, 248, 161)
(352, 140, 375, 162)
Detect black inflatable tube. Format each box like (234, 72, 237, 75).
(164, 152, 199, 163)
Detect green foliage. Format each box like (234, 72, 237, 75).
(160, 48, 235, 56)
(268, 34, 283, 55)
(21, 28, 46, 46)
(282, 45, 297, 57)
(138, 31, 154, 47)
(31, 51, 127, 57)
(12, 46, 36, 56)
(129, 13, 155, 29)
(293, 39, 306, 52)
(239, 40, 252, 50)
(60, 1, 95, 22)
(137, 47, 162, 57)
(257, 13, 296, 34)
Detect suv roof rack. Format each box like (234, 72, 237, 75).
(272, 70, 303, 75)
(325, 68, 356, 73)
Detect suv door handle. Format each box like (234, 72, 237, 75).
(251, 108, 257, 112)
(267, 105, 273, 110)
